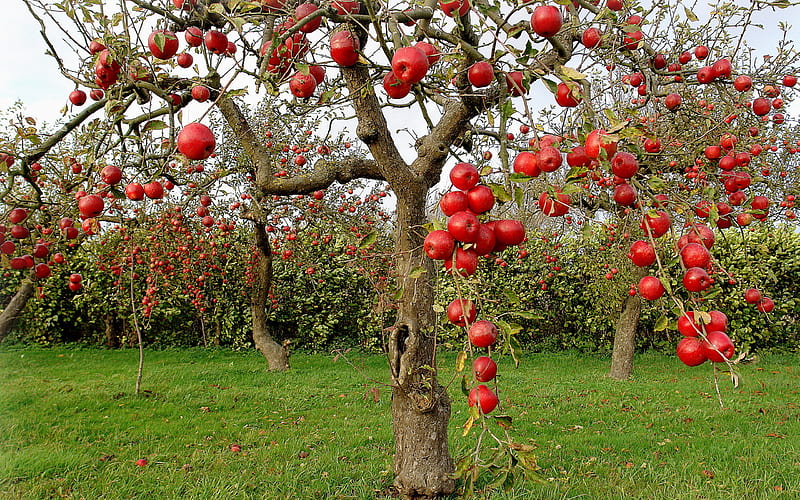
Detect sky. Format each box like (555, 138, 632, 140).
(0, 3, 75, 123)
(1, 2, 798, 127)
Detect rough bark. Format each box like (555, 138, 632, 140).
(609, 292, 642, 380)
(252, 222, 289, 371)
(388, 187, 454, 499)
(104, 313, 121, 349)
(0, 279, 36, 345)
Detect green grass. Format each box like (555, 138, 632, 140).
(0, 347, 798, 499)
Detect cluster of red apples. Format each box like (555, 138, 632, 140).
(424, 163, 526, 414)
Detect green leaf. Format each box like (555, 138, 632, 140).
(489, 183, 512, 203)
(230, 16, 247, 34)
(208, 2, 226, 14)
(224, 88, 248, 98)
(143, 120, 168, 132)
(509, 173, 533, 183)
(540, 78, 558, 95)
(654, 315, 669, 331)
(503, 289, 521, 305)
(461, 374, 471, 397)
(684, 5, 699, 21)
(647, 176, 667, 192)
(359, 232, 377, 249)
(509, 310, 542, 320)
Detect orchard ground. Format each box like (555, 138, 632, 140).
(1, 347, 798, 499)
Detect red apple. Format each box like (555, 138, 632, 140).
(680, 242, 711, 269)
(627, 240, 656, 267)
(744, 288, 762, 304)
(472, 224, 496, 256)
(468, 61, 494, 88)
(538, 189, 570, 217)
(126, 183, 145, 201)
(638, 276, 664, 300)
(757, 297, 775, 313)
(439, 0, 470, 17)
(185, 27, 203, 47)
(177, 52, 193, 68)
(424, 230, 455, 260)
(177, 123, 216, 160)
(472, 356, 497, 382)
(144, 181, 164, 200)
(100, 165, 122, 185)
(468, 385, 499, 414)
(69, 90, 87, 106)
(676, 337, 707, 366)
(191, 85, 211, 102)
(555, 82, 581, 107)
(581, 27, 602, 48)
(613, 183, 637, 206)
(78, 194, 104, 219)
(330, 31, 360, 67)
(492, 219, 525, 246)
(505, 71, 525, 96)
(447, 298, 477, 327)
(415, 41, 440, 64)
(733, 75, 752, 92)
(289, 71, 317, 98)
(530, 5, 562, 38)
(682, 267, 711, 292)
(295, 3, 322, 33)
(447, 211, 480, 243)
(392, 46, 429, 84)
(439, 191, 469, 216)
(513, 151, 540, 177)
(449, 162, 479, 190)
(584, 129, 617, 159)
(204, 30, 228, 55)
(640, 210, 671, 238)
(445, 248, 478, 276)
(537, 146, 562, 172)
(702, 331, 734, 363)
(664, 93, 682, 110)
(466, 185, 495, 214)
(383, 71, 412, 99)
(468, 320, 498, 347)
(611, 151, 638, 178)
(8, 208, 28, 224)
(148, 30, 179, 59)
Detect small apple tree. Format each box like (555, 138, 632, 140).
(17, 0, 800, 496)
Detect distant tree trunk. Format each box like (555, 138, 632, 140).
(388, 186, 455, 498)
(609, 292, 642, 380)
(0, 279, 35, 345)
(252, 222, 289, 371)
(104, 313, 121, 348)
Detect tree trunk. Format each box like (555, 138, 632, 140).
(252, 222, 289, 371)
(609, 292, 642, 380)
(0, 279, 35, 345)
(388, 189, 455, 498)
(104, 313, 121, 349)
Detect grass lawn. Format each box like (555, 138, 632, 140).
(0, 347, 798, 499)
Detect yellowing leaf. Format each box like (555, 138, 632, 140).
(456, 350, 467, 372)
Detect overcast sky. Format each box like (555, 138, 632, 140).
(1, 2, 798, 126)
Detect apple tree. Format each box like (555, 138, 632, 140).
(18, 0, 800, 496)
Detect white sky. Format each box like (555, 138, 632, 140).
(1, 2, 798, 126)
(0, 3, 74, 123)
